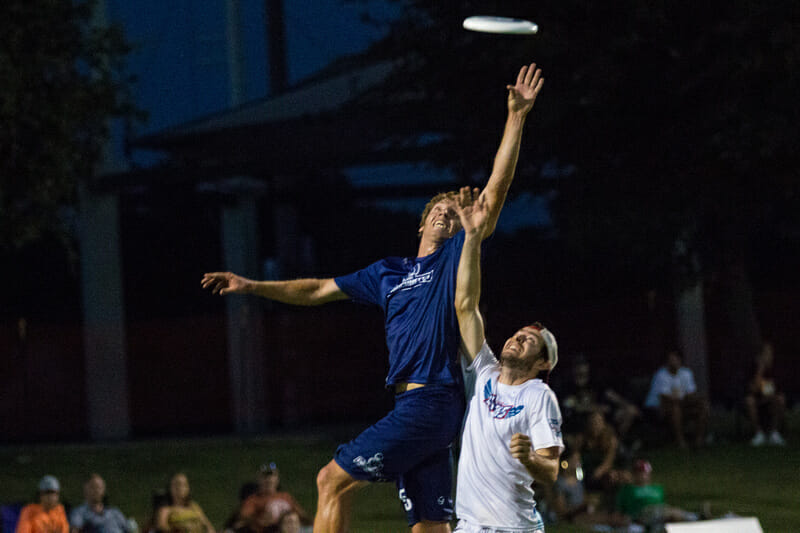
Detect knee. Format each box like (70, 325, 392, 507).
(316, 461, 355, 501)
(316, 463, 338, 497)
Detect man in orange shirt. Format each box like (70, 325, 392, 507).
(16, 476, 69, 533)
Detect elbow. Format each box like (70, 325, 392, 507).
(455, 303, 478, 323)
(544, 465, 559, 486)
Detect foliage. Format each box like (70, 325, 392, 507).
(357, 0, 800, 281)
(0, 0, 138, 250)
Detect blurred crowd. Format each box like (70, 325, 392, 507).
(4, 342, 787, 533)
(535, 341, 787, 531)
(6, 464, 310, 533)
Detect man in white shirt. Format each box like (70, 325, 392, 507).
(451, 187, 563, 533)
(644, 350, 709, 448)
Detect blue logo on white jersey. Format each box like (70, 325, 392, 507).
(388, 262, 435, 295)
(483, 379, 525, 419)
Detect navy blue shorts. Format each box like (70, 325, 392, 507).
(334, 384, 465, 525)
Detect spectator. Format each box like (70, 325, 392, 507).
(70, 474, 133, 533)
(16, 476, 69, 533)
(265, 511, 301, 533)
(561, 356, 641, 443)
(570, 410, 632, 494)
(746, 341, 787, 446)
(232, 464, 310, 533)
(547, 457, 630, 530)
(643, 350, 710, 448)
(616, 459, 703, 529)
(156, 473, 215, 533)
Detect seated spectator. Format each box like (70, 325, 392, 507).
(231, 464, 311, 533)
(570, 410, 632, 494)
(746, 341, 786, 446)
(616, 459, 703, 528)
(561, 356, 641, 444)
(547, 457, 630, 530)
(16, 476, 69, 533)
(643, 350, 709, 448)
(265, 511, 301, 533)
(70, 473, 133, 533)
(156, 473, 215, 533)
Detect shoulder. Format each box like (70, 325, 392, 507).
(20, 504, 40, 518)
(652, 367, 670, 380)
(469, 341, 497, 371)
(69, 504, 88, 517)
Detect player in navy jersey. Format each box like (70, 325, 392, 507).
(202, 62, 544, 533)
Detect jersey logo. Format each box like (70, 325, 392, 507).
(549, 417, 563, 438)
(353, 452, 386, 480)
(388, 263, 435, 295)
(483, 379, 525, 419)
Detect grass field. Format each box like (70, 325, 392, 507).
(1, 422, 797, 532)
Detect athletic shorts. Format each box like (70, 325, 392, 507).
(454, 512, 545, 533)
(334, 384, 465, 525)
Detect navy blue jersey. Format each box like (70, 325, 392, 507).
(335, 230, 467, 387)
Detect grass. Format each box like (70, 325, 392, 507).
(1, 424, 797, 533)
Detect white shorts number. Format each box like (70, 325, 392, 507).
(398, 488, 413, 511)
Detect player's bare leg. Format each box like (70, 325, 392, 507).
(412, 520, 451, 533)
(314, 459, 367, 533)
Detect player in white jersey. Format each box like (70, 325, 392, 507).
(452, 187, 564, 533)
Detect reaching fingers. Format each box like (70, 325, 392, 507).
(524, 63, 537, 85)
(201, 272, 231, 294)
(517, 64, 528, 86)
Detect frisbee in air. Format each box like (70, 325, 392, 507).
(462, 16, 538, 35)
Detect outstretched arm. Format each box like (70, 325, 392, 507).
(454, 186, 488, 361)
(201, 272, 347, 306)
(481, 62, 544, 237)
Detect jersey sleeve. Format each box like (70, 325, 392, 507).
(68, 508, 84, 529)
(682, 368, 697, 395)
(461, 341, 497, 400)
(644, 369, 669, 408)
(530, 388, 564, 452)
(333, 260, 383, 306)
(15, 507, 34, 533)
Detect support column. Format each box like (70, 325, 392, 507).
(222, 193, 267, 433)
(78, 183, 130, 440)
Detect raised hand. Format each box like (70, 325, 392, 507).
(507, 63, 544, 115)
(454, 186, 490, 239)
(509, 433, 535, 467)
(201, 271, 251, 295)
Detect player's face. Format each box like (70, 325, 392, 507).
(40, 490, 60, 510)
(421, 200, 461, 241)
(500, 326, 547, 372)
(170, 474, 190, 502)
(85, 475, 106, 503)
(258, 472, 279, 493)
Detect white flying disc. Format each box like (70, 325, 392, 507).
(463, 16, 538, 35)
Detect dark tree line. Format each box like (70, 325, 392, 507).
(351, 0, 800, 378)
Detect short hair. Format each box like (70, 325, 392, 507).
(418, 191, 459, 236)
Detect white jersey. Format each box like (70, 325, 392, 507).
(456, 341, 564, 529)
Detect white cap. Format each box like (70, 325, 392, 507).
(38, 475, 60, 492)
(539, 328, 558, 371)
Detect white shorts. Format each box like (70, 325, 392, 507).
(454, 517, 545, 533)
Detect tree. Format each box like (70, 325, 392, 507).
(354, 0, 800, 388)
(0, 0, 138, 251)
